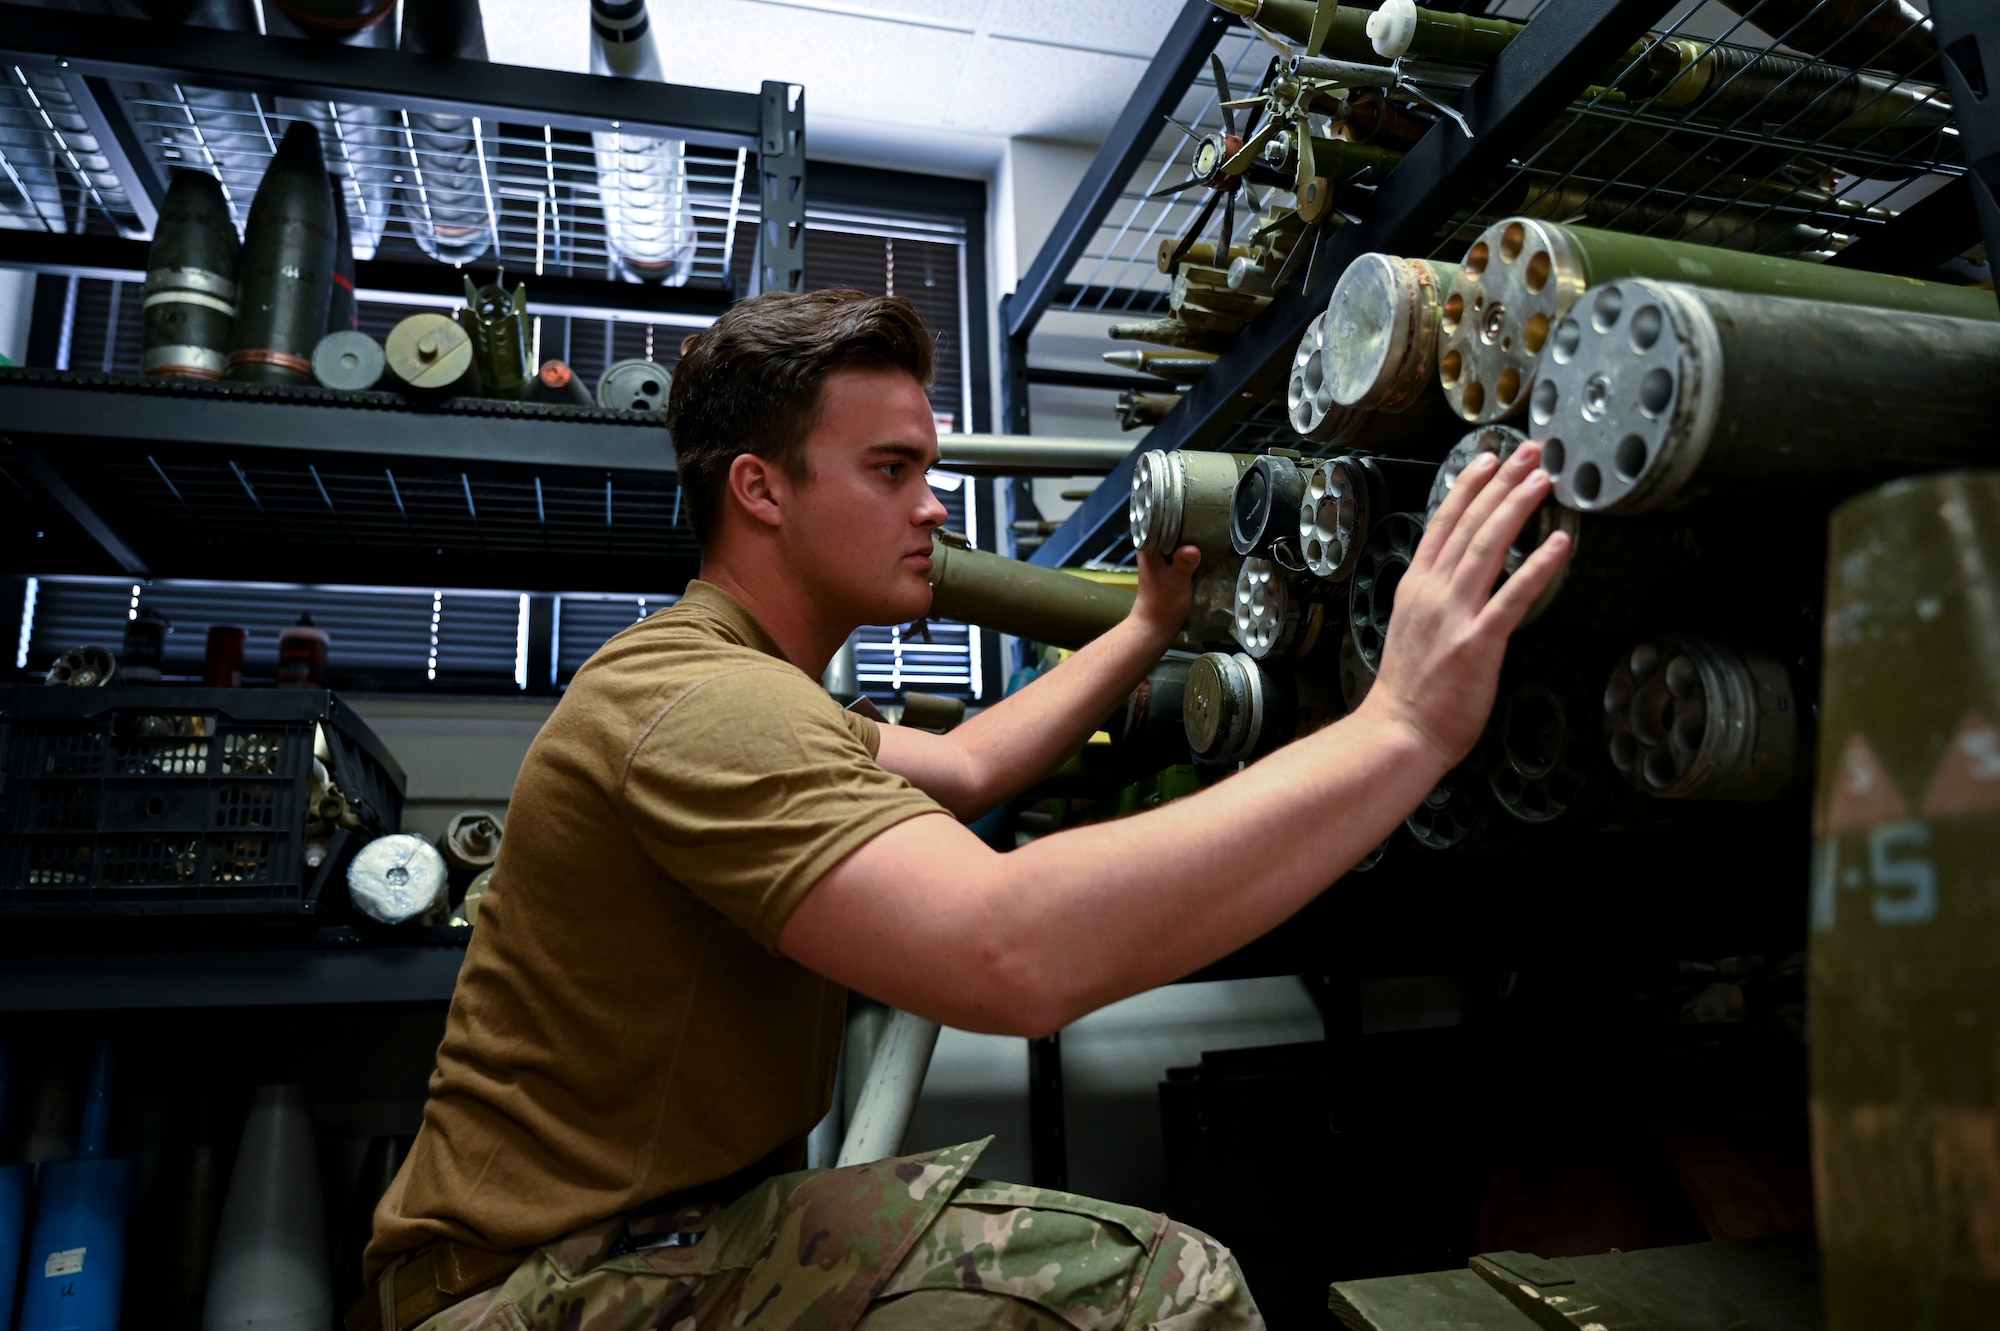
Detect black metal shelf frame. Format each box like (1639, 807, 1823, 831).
(1020, 0, 1995, 571)
(0, 2, 806, 315)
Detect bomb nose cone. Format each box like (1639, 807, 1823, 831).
(272, 118, 327, 173)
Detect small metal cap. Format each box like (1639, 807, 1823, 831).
(1184, 650, 1265, 763)
(597, 359, 674, 413)
(1130, 449, 1186, 554)
(1233, 557, 1298, 658)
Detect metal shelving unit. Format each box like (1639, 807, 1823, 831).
(1018, 0, 2000, 571)
(0, 3, 804, 303)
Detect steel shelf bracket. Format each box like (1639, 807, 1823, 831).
(756, 81, 807, 296)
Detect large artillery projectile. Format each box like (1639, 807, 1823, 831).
(1129, 448, 1257, 562)
(1297, 453, 1434, 583)
(1811, 472, 2000, 1329)
(1322, 253, 1459, 414)
(1209, 0, 1519, 66)
(590, 0, 697, 282)
(225, 122, 337, 385)
(1443, 216, 1998, 425)
(326, 175, 357, 334)
(398, 0, 493, 264)
(1528, 278, 2000, 515)
(143, 170, 240, 380)
(1601, 635, 1802, 800)
(924, 536, 1136, 652)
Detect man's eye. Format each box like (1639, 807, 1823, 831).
(881, 463, 903, 479)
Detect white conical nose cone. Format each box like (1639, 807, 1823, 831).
(202, 1085, 332, 1331)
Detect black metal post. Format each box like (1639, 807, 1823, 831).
(1028, 1032, 1067, 1190)
(756, 81, 807, 296)
(525, 595, 557, 694)
(1930, 0, 2000, 314)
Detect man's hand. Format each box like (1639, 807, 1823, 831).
(1131, 544, 1200, 647)
(1358, 441, 1571, 770)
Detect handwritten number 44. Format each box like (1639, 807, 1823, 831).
(1813, 820, 1938, 931)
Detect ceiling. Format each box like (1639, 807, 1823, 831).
(477, 0, 1186, 176)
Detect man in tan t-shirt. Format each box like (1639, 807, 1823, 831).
(362, 289, 1566, 1331)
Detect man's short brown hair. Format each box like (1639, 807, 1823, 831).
(667, 288, 936, 544)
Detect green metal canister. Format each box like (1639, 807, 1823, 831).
(1812, 471, 2000, 1326)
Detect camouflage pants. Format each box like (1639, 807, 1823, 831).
(413, 1140, 1261, 1331)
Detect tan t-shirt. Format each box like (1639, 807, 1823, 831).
(366, 580, 946, 1274)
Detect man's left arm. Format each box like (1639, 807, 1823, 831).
(874, 545, 1200, 821)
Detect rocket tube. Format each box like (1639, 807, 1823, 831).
(924, 537, 1136, 652)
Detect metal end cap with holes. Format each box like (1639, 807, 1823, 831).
(597, 359, 674, 414)
(1299, 457, 1364, 582)
(1350, 511, 1425, 672)
(1529, 277, 1719, 515)
(1338, 621, 1376, 712)
(1488, 648, 1590, 824)
(1233, 557, 1300, 659)
(1184, 650, 1269, 763)
(1406, 766, 1490, 850)
(1602, 635, 1802, 801)
(1426, 425, 1574, 625)
(1325, 252, 1449, 413)
(1439, 217, 1584, 424)
(1130, 449, 1186, 554)
(1287, 312, 1336, 438)
(1425, 425, 1528, 523)
(312, 329, 386, 392)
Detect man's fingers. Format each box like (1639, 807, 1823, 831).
(1430, 443, 1546, 578)
(1478, 529, 1572, 635)
(1409, 451, 1497, 575)
(1454, 468, 1553, 598)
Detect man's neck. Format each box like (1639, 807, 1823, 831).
(698, 558, 850, 681)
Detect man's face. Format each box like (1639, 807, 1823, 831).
(780, 365, 949, 627)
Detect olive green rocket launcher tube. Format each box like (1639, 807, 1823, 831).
(1811, 471, 2000, 1328)
(925, 537, 1137, 652)
(1443, 216, 2000, 424)
(225, 121, 337, 385)
(143, 169, 240, 380)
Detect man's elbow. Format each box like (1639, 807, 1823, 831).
(967, 931, 1074, 1040)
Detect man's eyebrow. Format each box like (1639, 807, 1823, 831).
(863, 441, 939, 465)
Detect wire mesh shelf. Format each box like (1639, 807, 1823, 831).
(1, 68, 760, 289)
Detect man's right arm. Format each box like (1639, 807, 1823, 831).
(777, 442, 1570, 1038)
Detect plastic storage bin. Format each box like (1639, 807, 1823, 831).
(0, 688, 404, 918)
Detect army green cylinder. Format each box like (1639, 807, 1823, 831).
(1224, 1, 1519, 66)
(1129, 449, 1257, 562)
(226, 121, 337, 385)
(1444, 215, 1998, 424)
(925, 538, 1135, 652)
(143, 170, 239, 380)
(1812, 471, 2000, 1328)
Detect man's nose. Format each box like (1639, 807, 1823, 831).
(917, 485, 949, 529)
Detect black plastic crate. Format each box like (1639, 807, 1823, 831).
(0, 687, 405, 918)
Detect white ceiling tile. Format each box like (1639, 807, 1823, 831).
(734, 0, 990, 30)
(986, 0, 1182, 57)
(482, 0, 591, 73)
(945, 39, 1148, 139)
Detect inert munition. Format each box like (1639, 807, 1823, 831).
(1442, 216, 1998, 425)
(1130, 449, 1257, 562)
(1231, 454, 1312, 558)
(925, 536, 1137, 652)
(225, 121, 337, 385)
(1298, 453, 1434, 582)
(1322, 253, 1458, 413)
(1183, 650, 1340, 764)
(142, 169, 239, 381)
(1812, 472, 2000, 1330)
(1289, 309, 1460, 451)
(1349, 510, 1424, 672)
(1529, 278, 2000, 515)
(1602, 635, 1801, 800)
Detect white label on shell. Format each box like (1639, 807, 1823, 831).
(45, 1248, 85, 1277)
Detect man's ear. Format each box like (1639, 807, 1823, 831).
(726, 453, 787, 530)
